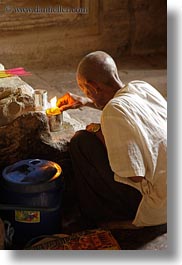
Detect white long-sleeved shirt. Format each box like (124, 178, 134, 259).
(101, 80, 167, 226)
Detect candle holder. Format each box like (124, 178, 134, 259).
(46, 96, 63, 132)
(34, 89, 48, 111)
(47, 112, 63, 132)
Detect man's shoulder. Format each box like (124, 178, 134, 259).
(103, 97, 119, 111)
(113, 80, 152, 97)
(102, 97, 126, 119)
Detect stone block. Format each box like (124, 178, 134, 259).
(0, 75, 34, 126)
(0, 110, 85, 172)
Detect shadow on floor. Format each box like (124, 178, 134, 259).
(111, 224, 167, 250)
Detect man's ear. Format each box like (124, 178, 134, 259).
(86, 80, 100, 94)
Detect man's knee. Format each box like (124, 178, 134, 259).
(70, 130, 97, 155)
(70, 130, 88, 150)
(71, 129, 86, 144)
(70, 130, 93, 145)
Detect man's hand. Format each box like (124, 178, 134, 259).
(57, 92, 93, 112)
(86, 123, 105, 146)
(129, 176, 143, 183)
(86, 123, 101, 133)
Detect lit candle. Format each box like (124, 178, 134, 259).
(46, 96, 61, 115)
(46, 96, 63, 132)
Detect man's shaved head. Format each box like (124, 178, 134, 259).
(76, 51, 119, 85)
(76, 51, 124, 109)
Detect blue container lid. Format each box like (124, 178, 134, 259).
(2, 159, 63, 193)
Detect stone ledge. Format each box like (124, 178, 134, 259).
(0, 111, 85, 171)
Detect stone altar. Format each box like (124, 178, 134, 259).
(0, 64, 85, 171)
(0, 64, 34, 126)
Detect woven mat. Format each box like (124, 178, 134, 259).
(26, 229, 121, 250)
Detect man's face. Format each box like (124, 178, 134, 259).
(77, 75, 109, 109)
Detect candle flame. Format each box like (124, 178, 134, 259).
(50, 96, 57, 108)
(46, 96, 61, 115)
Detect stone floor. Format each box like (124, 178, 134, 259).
(13, 54, 167, 250)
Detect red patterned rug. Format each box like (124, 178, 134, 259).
(26, 229, 121, 250)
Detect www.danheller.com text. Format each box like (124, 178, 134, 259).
(2, 5, 89, 14)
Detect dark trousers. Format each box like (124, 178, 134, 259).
(69, 130, 142, 224)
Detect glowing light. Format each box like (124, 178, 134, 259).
(50, 96, 57, 108)
(46, 96, 61, 115)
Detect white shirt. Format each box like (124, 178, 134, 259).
(101, 80, 167, 226)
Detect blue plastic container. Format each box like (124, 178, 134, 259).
(0, 159, 64, 247)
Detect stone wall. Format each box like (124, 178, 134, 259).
(0, 0, 166, 68)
